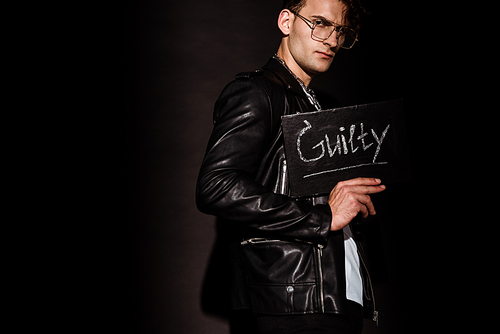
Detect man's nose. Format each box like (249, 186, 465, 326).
(324, 30, 338, 48)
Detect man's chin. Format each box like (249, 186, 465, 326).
(308, 62, 334, 76)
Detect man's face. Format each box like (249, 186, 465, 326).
(288, 0, 346, 77)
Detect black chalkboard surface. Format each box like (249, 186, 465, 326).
(281, 100, 411, 198)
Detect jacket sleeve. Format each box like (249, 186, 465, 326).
(196, 78, 331, 245)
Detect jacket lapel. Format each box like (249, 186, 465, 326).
(262, 58, 308, 100)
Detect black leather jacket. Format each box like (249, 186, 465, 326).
(196, 58, 377, 321)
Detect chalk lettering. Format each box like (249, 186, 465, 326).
(297, 120, 325, 162)
(349, 124, 359, 153)
(325, 134, 341, 157)
(296, 120, 390, 165)
(357, 123, 373, 151)
(339, 127, 349, 154)
(371, 124, 390, 163)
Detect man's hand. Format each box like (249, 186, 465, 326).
(328, 177, 386, 231)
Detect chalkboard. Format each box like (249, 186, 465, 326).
(281, 100, 411, 198)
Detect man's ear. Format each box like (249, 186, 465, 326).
(277, 9, 292, 36)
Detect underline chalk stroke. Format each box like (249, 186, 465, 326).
(303, 162, 388, 179)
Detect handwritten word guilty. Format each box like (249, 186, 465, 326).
(297, 120, 391, 164)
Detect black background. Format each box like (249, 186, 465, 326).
(118, 1, 464, 333)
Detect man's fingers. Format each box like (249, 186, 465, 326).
(350, 184, 386, 195)
(328, 177, 385, 230)
(357, 194, 376, 215)
(332, 178, 386, 195)
(337, 177, 382, 187)
(332, 183, 385, 196)
(350, 193, 376, 216)
(359, 204, 369, 218)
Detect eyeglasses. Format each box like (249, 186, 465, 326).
(291, 11, 358, 49)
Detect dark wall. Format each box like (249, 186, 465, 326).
(124, 1, 453, 333)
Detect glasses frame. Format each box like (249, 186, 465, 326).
(290, 10, 358, 50)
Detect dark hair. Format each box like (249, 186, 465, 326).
(282, 0, 365, 32)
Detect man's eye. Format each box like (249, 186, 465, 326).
(314, 19, 327, 27)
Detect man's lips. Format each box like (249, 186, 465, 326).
(317, 51, 334, 59)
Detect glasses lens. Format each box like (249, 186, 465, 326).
(340, 29, 357, 49)
(312, 24, 357, 49)
(312, 22, 332, 40)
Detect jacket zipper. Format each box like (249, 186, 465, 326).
(240, 238, 282, 245)
(241, 237, 316, 246)
(280, 159, 287, 195)
(358, 249, 379, 325)
(317, 243, 325, 313)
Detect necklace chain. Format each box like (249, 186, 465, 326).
(273, 54, 322, 111)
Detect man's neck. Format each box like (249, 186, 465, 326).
(276, 44, 313, 87)
(273, 54, 322, 111)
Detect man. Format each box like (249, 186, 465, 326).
(197, 0, 384, 333)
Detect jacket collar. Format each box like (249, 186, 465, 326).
(262, 57, 307, 98)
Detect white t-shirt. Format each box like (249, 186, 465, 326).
(344, 225, 363, 306)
